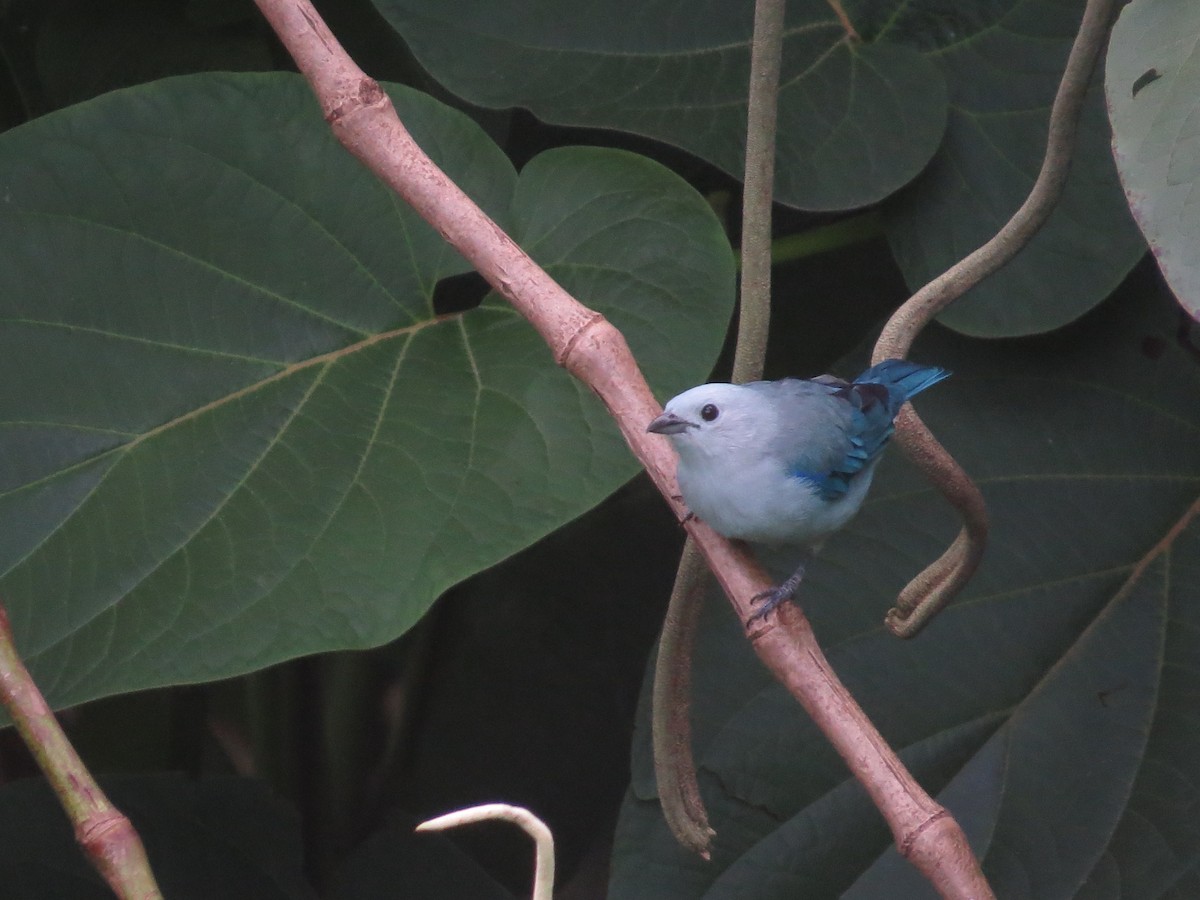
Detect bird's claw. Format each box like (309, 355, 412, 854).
(745, 561, 808, 627)
(745, 584, 794, 626)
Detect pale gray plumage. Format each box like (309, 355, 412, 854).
(648, 360, 948, 622)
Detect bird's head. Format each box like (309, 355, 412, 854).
(647, 383, 769, 461)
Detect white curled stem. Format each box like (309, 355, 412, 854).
(417, 803, 554, 900)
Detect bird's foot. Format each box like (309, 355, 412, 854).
(745, 584, 795, 626)
(744, 560, 809, 627)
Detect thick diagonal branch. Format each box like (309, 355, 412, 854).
(254, 1, 992, 895)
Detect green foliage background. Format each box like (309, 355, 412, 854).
(0, 0, 1196, 897)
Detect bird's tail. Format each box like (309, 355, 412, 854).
(854, 359, 949, 410)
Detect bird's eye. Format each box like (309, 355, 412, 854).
(700, 403, 719, 422)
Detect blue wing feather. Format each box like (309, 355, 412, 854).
(789, 360, 949, 501)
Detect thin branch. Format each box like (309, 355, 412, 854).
(651, 538, 714, 857)
(825, 0, 861, 42)
(418, 804, 554, 900)
(651, 0, 787, 857)
(873, 0, 1119, 637)
(253, 1, 991, 895)
(0, 600, 162, 899)
(765, 211, 884, 265)
(734, 0, 785, 385)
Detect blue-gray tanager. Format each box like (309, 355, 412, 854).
(647, 359, 949, 623)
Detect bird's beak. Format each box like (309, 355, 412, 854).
(647, 411, 693, 435)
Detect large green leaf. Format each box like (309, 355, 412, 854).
(1106, 0, 1200, 325)
(610, 282, 1200, 897)
(875, 0, 1147, 336)
(372, 0, 1143, 337)
(0, 72, 735, 710)
(372, 0, 948, 212)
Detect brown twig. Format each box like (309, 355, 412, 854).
(825, 0, 861, 42)
(651, 538, 714, 857)
(874, 0, 1119, 637)
(651, 0, 786, 856)
(734, 0, 785, 386)
(0, 601, 162, 899)
(252, 0, 991, 894)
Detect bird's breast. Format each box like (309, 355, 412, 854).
(676, 456, 870, 546)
